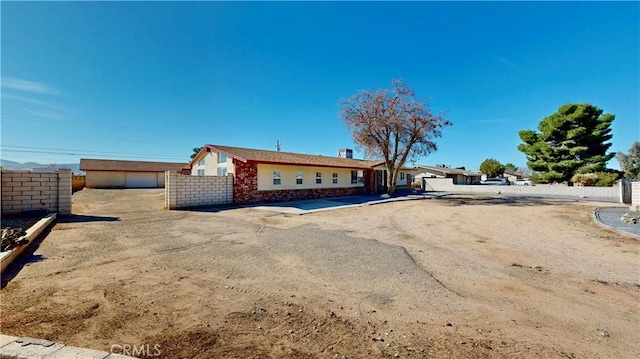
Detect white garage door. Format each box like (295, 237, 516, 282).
(125, 172, 158, 188)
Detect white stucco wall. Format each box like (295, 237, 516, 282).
(192, 151, 235, 176)
(86, 171, 126, 188)
(256, 164, 365, 191)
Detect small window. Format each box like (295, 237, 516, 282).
(217, 167, 227, 176)
(357, 170, 364, 184)
(332, 172, 338, 184)
(198, 159, 205, 166)
(316, 172, 322, 184)
(296, 171, 303, 185)
(400, 172, 405, 180)
(273, 171, 281, 185)
(197, 169, 205, 176)
(218, 153, 227, 163)
(351, 170, 358, 184)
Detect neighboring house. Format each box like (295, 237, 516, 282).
(189, 145, 412, 204)
(504, 171, 530, 183)
(80, 159, 188, 188)
(411, 165, 482, 185)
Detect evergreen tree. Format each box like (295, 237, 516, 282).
(518, 103, 614, 183)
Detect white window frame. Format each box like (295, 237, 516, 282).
(296, 171, 303, 185)
(197, 168, 205, 176)
(273, 171, 281, 185)
(316, 172, 322, 184)
(332, 172, 338, 184)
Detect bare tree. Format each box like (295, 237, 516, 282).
(340, 79, 451, 195)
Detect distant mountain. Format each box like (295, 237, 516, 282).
(1, 160, 81, 174)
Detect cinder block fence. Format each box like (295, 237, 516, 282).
(165, 171, 233, 209)
(631, 182, 640, 212)
(1, 169, 72, 215)
(422, 178, 619, 200)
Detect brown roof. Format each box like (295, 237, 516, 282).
(80, 159, 188, 172)
(192, 144, 383, 169)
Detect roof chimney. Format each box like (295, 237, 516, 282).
(338, 149, 353, 159)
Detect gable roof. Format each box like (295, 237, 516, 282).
(504, 171, 530, 178)
(414, 165, 482, 177)
(80, 159, 188, 172)
(191, 144, 384, 169)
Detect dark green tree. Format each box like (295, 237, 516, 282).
(517, 103, 614, 183)
(504, 163, 518, 173)
(190, 147, 203, 159)
(479, 158, 505, 178)
(617, 141, 640, 179)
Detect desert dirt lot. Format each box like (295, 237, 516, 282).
(1, 189, 638, 358)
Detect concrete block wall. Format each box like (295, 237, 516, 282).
(423, 178, 619, 199)
(1, 168, 72, 215)
(631, 182, 640, 211)
(165, 171, 233, 209)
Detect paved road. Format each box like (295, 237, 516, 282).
(594, 206, 640, 238)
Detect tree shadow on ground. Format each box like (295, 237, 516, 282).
(57, 215, 120, 223)
(434, 195, 579, 207)
(1, 227, 51, 289)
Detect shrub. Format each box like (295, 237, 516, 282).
(594, 172, 620, 187)
(571, 173, 598, 186)
(571, 172, 620, 187)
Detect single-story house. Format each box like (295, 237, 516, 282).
(80, 159, 188, 188)
(189, 144, 412, 204)
(504, 171, 530, 183)
(411, 165, 482, 185)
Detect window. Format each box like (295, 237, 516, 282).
(296, 171, 303, 185)
(197, 169, 205, 176)
(198, 159, 205, 166)
(400, 172, 405, 180)
(217, 167, 227, 176)
(316, 172, 322, 184)
(332, 173, 338, 184)
(218, 153, 227, 163)
(351, 170, 358, 184)
(273, 171, 281, 185)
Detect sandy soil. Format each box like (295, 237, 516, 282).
(1, 189, 638, 358)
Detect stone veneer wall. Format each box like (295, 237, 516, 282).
(233, 161, 372, 204)
(1, 168, 72, 215)
(165, 171, 233, 209)
(423, 178, 619, 199)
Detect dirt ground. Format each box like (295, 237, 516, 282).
(1, 189, 638, 358)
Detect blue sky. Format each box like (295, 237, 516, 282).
(2, 1, 638, 171)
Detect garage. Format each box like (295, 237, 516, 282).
(80, 158, 188, 189)
(125, 172, 158, 188)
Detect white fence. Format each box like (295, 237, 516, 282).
(423, 178, 619, 200)
(631, 182, 640, 211)
(165, 171, 233, 209)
